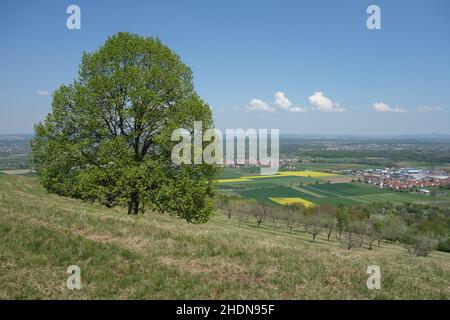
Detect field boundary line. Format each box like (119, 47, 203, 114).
(291, 186, 326, 198)
(304, 185, 345, 198)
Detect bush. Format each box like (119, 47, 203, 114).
(403, 233, 440, 257)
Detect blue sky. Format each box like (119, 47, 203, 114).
(0, 0, 449, 135)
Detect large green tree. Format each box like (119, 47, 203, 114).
(32, 32, 218, 222)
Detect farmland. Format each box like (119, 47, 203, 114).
(0, 135, 32, 171)
(0, 154, 31, 172)
(217, 168, 450, 207)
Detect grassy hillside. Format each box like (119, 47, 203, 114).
(0, 175, 449, 299)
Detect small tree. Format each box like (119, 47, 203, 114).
(320, 205, 336, 241)
(268, 205, 283, 230)
(283, 204, 303, 231)
(354, 220, 369, 248)
(302, 206, 323, 241)
(403, 232, 440, 257)
(214, 196, 235, 221)
(335, 205, 350, 238)
(402, 220, 446, 257)
(251, 201, 271, 228)
(235, 200, 252, 227)
(338, 222, 360, 250)
(382, 214, 406, 243)
(366, 214, 386, 249)
(337, 211, 363, 250)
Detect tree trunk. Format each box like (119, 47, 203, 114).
(127, 196, 140, 215)
(347, 231, 352, 249)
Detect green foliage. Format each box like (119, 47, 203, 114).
(335, 205, 350, 236)
(32, 32, 218, 222)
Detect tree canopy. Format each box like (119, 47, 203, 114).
(32, 32, 218, 222)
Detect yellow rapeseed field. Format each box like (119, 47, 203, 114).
(269, 197, 316, 208)
(218, 170, 336, 183)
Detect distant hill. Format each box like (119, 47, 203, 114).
(0, 134, 34, 141)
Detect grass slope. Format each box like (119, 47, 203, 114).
(0, 175, 449, 299)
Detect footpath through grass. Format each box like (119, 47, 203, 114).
(0, 175, 449, 299)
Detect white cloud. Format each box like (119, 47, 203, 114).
(246, 98, 275, 113)
(274, 91, 293, 110)
(372, 102, 391, 112)
(37, 91, 50, 96)
(308, 92, 344, 112)
(274, 91, 307, 112)
(394, 107, 406, 113)
(246, 92, 307, 113)
(417, 106, 442, 112)
(372, 102, 406, 113)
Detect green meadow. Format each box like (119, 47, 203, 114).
(1, 174, 449, 299)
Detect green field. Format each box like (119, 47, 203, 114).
(218, 175, 321, 188)
(217, 168, 450, 207)
(236, 185, 361, 206)
(219, 166, 262, 179)
(311, 183, 388, 196)
(234, 183, 450, 207)
(0, 154, 31, 171)
(1, 174, 450, 299)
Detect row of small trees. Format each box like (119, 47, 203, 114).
(214, 197, 449, 257)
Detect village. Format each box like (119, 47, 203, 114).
(340, 167, 450, 192)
